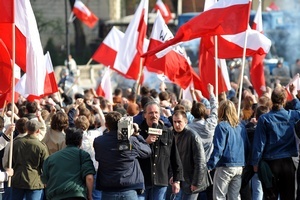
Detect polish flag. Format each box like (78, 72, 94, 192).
(201, 29, 271, 59)
(286, 73, 300, 101)
(73, 0, 98, 28)
(143, 0, 251, 57)
(96, 68, 113, 103)
(199, 42, 231, 98)
(92, 27, 124, 68)
(249, 1, 266, 97)
(145, 11, 192, 89)
(113, 0, 148, 80)
(154, 0, 172, 23)
(0, 0, 27, 72)
(16, 52, 58, 101)
(0, 39, 13, 94)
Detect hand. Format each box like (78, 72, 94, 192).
(207, 83, 214, 95)
(4, 124, 15, 136)
(146, 134, 158, 144)
(253, 165, 258, 172)
(191, 185, 198, 192)
(172, 181, 180, 194)
(5, 168, 14, 177)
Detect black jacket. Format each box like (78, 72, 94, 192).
(138, 120, 183, 187)
(174, 128, 208, 193)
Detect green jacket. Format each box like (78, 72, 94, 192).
(12, 134, 49, 189)
(41, 146, 96, 200)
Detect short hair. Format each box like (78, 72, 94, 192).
(173, 110, 187, 120)
(143, 101, 160, 114)
(179, 99, 192, 112)
(127, 103, 139, 116)
(105, 111, 122, 131)
(255, 106, 269, 119)
(173, 104, 185, 112)
(65, 127, 83, 146)
(16, 117, 29, 134)
(26, 101, 38, 113)
(271, 86, 286, 110)
(158, 91, 170, 101)
(26, 120, 43, 134)
(140, 86, 150, 96)
(114, 88, 122, 96)
(75, 115, 90, 131)
(51, 111, 69, 131)
(141, 97, 152, 109)
(191, 102, 207, 119)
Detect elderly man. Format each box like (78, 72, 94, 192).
(138, 101, 183, 200)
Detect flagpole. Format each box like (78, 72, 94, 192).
(135, 58, 144, 103)
(8, 3, 16, 186)
(65, 0, 70, 70)
(86, 58, 93, 66)
(214, 36, 218, 102)
(237, 29, 249, 118)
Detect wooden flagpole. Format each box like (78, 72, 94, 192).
(135, 58, 144, 103)
(214, 35, 219, 102)
(8, 3, 16, 186)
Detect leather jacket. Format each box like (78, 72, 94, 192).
(174, 127, 208, 193)
(138, 120, 183, 187)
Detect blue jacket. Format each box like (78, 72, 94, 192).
(93, 130, 151, 192)
(207, 122, 249, 170)
(251, 107, 300, 165)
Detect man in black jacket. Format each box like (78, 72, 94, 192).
(173, 110, 209, 200)
(138, 101, 183, 200)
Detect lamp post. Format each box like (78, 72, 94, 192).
(64, 0, 70, 70)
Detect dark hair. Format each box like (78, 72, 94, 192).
(0, 116, 4, 130)
(140, 86, 150, 96)
(16, 117, 29, 134)
(105, 111, 122, 131)
(173, 110, 187, 120)
(255, 106, 269, 119)
(141, 97, 152, 109)
(191, 102, 207, 119)
(158, 91, 170, 101)
(65, 127, 83, 146)
(26, 101, 38, 113)
(51, 111, 69, 131)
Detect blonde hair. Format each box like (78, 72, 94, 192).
(218, 100, 239, 127)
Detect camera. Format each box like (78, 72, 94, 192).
(117, 116, 134, 151)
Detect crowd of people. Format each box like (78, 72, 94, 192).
(0, 70, 300, 200)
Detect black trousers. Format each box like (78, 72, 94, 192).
(264, 157, 295, 200)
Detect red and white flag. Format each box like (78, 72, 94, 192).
(199, 42, 231, 98)
(201, 28, 271, 59)
(16, 52, 58, 101)
(250, 1, 266, 96)
(0, 39, 13, 94)
(113, 0, 148, 80)
(96, 68, 113, 103)
(143, 0, 251, 57)
(286, 73, 300, 101)
(153, 0, 172, 23)
(145, 11, 192, 89)
(92, 27, 124, 68)
(73, 0, 98, 28)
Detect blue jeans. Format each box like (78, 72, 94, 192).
(251, 173, 263, 200)
(138, 186, 167, 200)
(102, 190, 138, 200)
(12, 188, 43, 200)
(93, 174, 102, 200)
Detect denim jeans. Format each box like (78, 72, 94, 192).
(102, 190, 138, 200)
(93, 174, 102, 200)
(138, 185, 167, 200)
(12, 188, 43, 200)
(213, 166, 243, 200)
(251, 173, 263, 200)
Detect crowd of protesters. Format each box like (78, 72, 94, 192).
(0, 65, 300, 200)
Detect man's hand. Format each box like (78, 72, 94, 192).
(172, 181, 180, 194)
(253, 165, 258, 173)
(207, 83, 214, 95)
(191, 185, 198, 192)
(5, 168, 14, 177)
(145, 134, 158, 144)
